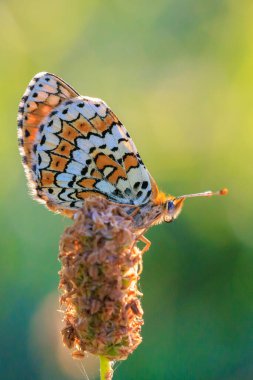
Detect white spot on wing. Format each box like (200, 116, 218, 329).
(72, 149, 89, 164)
(37, 151, 50, 169)
(37, 132, 59, 151)
(89, 135, 104, 147)
(76, 138, 93, 153)
(59, 188, 75, 201)
(104, 133, 117, 150)
(79, 103, 96, 119)
(95, 180, 115, 193)
(56, 173, 74, 186)
(45, 116, 61, 133)
(66, 161, 85, 175)
(59, 105, 79, 121)
(103, 167, 115, 177)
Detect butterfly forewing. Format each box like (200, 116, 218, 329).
(18, 72, 79, 189)
(18, 73, 156, 215)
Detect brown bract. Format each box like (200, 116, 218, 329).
(59, 197, 144, 361)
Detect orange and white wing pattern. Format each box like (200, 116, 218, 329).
(18, 72, 79, 193)
(18, 72, 158, 216)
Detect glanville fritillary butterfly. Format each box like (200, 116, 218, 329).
(17, 72, 228, 251)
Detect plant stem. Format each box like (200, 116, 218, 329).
(100, 356, 113, 380)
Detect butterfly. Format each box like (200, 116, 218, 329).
(17, 72, 227, 250)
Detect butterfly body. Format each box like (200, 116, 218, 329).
(17, 72, 187, 229)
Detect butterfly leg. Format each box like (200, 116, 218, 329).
(138, 234, 151, 255)
(134, 235, 151, 275)
(129, 206, 140, 218)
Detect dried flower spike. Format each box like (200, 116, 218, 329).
(59, 197, 144, 365)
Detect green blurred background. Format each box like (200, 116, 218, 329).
(0, 0, 252, 379)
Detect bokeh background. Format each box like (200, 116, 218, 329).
(0, 1, 252, 379)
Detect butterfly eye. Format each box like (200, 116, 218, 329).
(167, 200, 175, 212)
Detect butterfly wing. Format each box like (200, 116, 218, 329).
(18, 73, 158, 216)
(18, 72, 79, 189)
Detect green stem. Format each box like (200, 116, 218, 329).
(100, 356, 113, 380)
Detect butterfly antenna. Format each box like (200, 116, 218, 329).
(176, 188, 228, 200)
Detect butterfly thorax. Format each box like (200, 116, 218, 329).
(127, 203, 165, 230)
(125, 192, 170, 230)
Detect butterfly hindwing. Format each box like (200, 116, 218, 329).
(18, 73, 157, 215)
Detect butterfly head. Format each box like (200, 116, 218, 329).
(163, 188, 228, 223)
(164, 197, 185, 223)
